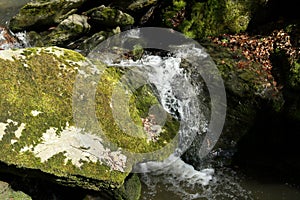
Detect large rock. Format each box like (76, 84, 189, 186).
(0, 47, 179, 197)
(161, 0, 268, 38)
(9, 0, 87, 32)
(111, 0, 158, 11)
(83, 5, 135, 27)
(43, 14, 91, 46)
(183, 41, 284, 165)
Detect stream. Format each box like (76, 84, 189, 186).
(1, 1, 300, 200)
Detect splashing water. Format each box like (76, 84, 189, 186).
(100, 48, 254, 200)
(87, 27, 248, 200)
(100, 45, 219, 199)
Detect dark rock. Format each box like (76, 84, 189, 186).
(83, 5, 134, 27)
(183, 41, 284, 166)
(43, 14, 91, 46)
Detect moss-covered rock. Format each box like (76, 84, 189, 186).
(76, 27, 121, 56)
(9, 0, 87, 32)
(111, 0, 158, 12)
(83, 5, 134, 27)
(44, 14, 91, 46)
(127, 0, 158, 11)
(162, 0, 268, 38)
(183, 41, 284, 165)
(0, 47, 179, 196)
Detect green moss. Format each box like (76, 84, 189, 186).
(84, 6, 134, 27)
(132, 44, 144, 61)
(9, 0, 85, 32)
(128, 0, 158, 11)
(289, 60, 300, 89)
(0, 47, 180, 193)
(0, 48, 75, 150)
(95, 66, 179, 154)
(115, 174, 141, 200)
(163, 0, 254, 38)
(9, 2, 57, 31)
(0, 47, 127, 191)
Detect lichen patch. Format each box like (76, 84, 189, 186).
(14, 122, 26, 138)
(21, 124, 127, 172)
(0, 122, 8, 141)
(0, 49, 26, 61)
(0, 119, 25, 141)
(31, 110, 43, 117)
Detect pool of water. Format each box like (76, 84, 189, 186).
(140, 165, 300, 200)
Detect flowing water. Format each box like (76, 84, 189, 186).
(1, 2, 300, 200)
(99, 50, 254, 200)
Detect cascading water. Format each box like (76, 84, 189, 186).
(103, 52, 252, 200)
(87, 27, 255, 200)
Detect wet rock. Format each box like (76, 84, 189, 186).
(127, 0, 158, 11)
(111, 0, 158, 11)
(9, 0, 87, 32)
(44, 14, 91, 46)
(76, 27, 121, 56)
(83, 5, 134, 27)
(183, 41, 284, 166)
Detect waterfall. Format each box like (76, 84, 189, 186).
(89, 33, 220, 199)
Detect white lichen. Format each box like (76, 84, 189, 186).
(0, 122, 8, 141)
(0, 119, 25, 141)
(20, 124, 127, 172)
(31, 110, 42, 117)
(14, 123, 26, 138)
(0, 49, 26, 61)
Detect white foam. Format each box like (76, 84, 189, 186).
(139, 154, 214, 186)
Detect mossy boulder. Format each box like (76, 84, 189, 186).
(204, 41, 283, 147)
(83, 5, 134, 27)
(110, 0, 158, 12)
(162, 0, 268, 38)
(0, 47, 179, 196)
(9, 0, 87, 32)
(43, 14, 91, 46)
